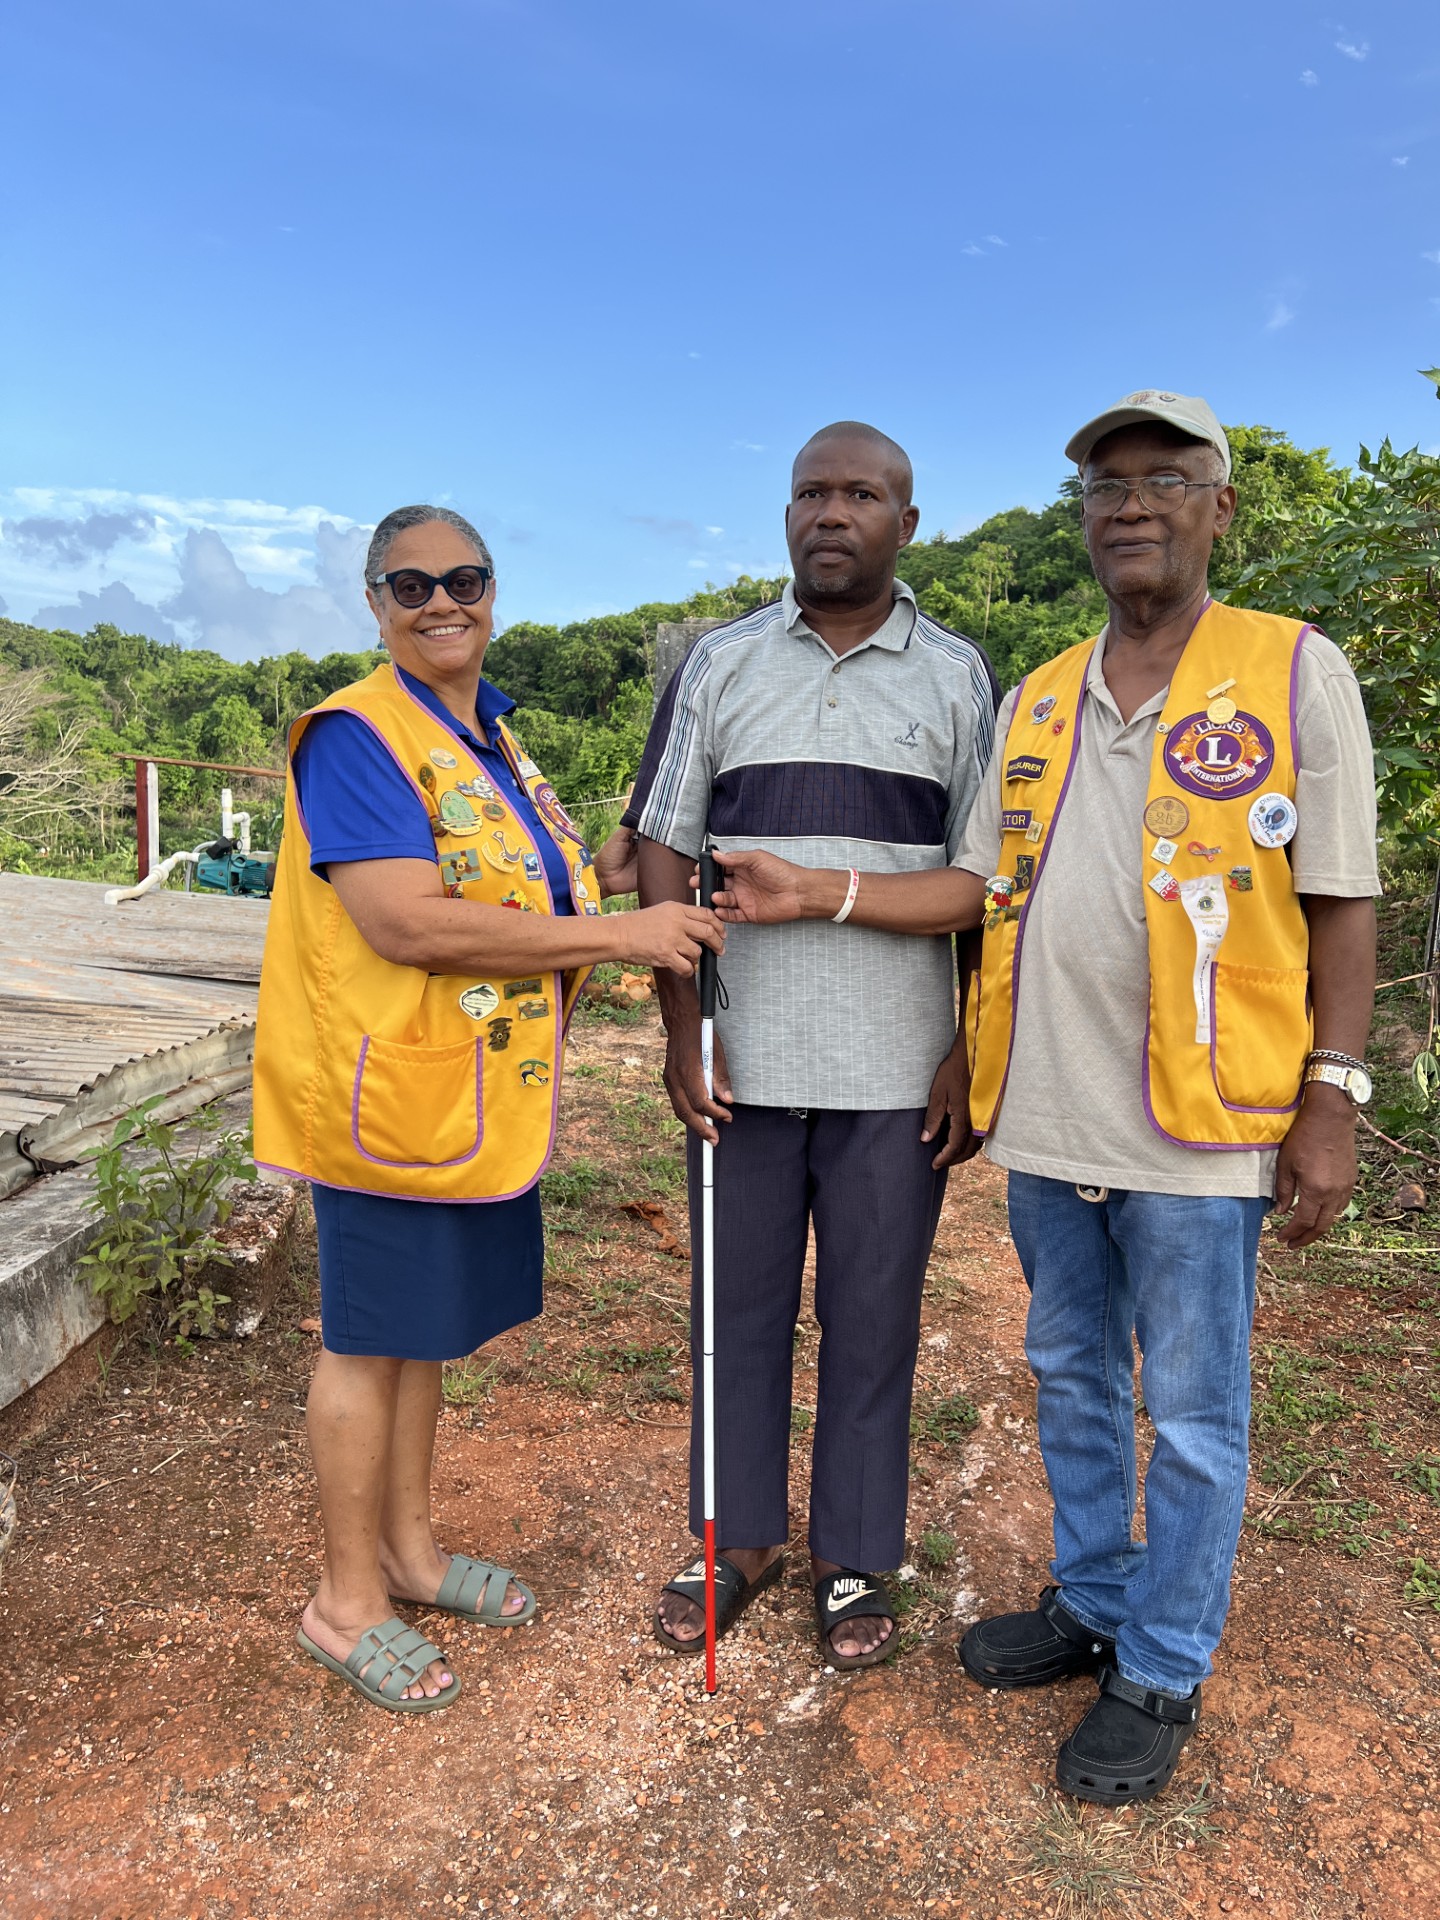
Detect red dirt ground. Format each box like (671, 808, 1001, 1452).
(1, 1008, 1436, 1920)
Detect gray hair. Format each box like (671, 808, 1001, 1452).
(364, 504, 494, 585)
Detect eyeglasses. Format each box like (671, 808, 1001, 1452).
(370, 565, 493, 608)
(1081, 475, 1221, 517)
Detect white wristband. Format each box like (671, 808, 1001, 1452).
(832, 868, 860, 924)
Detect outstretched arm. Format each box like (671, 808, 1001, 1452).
(709, 848, 987, 935)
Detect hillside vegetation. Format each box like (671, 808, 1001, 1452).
(1, 416, 1436, 880)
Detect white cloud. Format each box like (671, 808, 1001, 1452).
(1266, 301, 1296, 331)
(1335, 38, 1369, 61)
(0, 484, 376, 660)
(1394, 156, 1410, 166)
(1423, 249, 1440, 264)
(961, 242, 985, 256)
(984, 234, 1007, 247)
(732, 440, 766, 453)
(1300, 69, 1319, 85)
(704, 525, 725, 536)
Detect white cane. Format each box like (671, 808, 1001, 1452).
(697, 847, 720, 1694)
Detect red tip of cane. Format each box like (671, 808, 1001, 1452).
(704, 1519, 717, 1694)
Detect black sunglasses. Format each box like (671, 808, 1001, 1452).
(371, 564, 493, 609)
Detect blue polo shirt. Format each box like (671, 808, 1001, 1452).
(294, 665, 575, 910)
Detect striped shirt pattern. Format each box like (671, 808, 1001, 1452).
(637, 581, 997, 1109)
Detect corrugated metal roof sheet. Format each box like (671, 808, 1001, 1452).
(0, 875, 265, 1177)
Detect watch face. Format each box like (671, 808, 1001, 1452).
(1348, 1066, 1373, 1106)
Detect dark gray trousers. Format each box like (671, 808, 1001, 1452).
(686, 1103, 947, 1570)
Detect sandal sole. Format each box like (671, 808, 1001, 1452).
(1055, 1751, 1183, 1805)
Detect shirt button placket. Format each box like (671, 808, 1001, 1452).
(826, 661, 840, 712)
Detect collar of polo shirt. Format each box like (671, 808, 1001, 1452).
(782, 577, 918, 650)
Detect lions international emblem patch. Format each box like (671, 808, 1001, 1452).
(1162, 711, 1273, 800)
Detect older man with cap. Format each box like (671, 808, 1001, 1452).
(946, 390, 1380, 1801)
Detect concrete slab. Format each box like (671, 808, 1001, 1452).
(0, 1159, 107, 1411)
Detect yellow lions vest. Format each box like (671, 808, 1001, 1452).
(253, 663, 599, 1201)
(968, 600, 1315, 1150)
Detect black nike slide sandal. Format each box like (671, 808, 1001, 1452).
(814, 1567, 898, 1671)
(652, 1550, 783, 1654)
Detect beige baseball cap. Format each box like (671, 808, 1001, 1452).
(1065, 389, 1231, 480)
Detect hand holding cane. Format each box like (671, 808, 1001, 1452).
(697, 847, 720, 1694)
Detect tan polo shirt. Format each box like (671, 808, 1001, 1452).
(956, 625, 1380, 1197)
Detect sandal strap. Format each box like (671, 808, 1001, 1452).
(348, 1618, 448, 1701)
(815, 1569, 895, 1631)
(663, 1553, 746, 1608)
(1099, 1667, 1201, 1725)
(1041, 1586, 1116, 1654)
(438, 1554, 510, 1620)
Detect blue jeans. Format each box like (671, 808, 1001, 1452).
(1007, 1173, 1269, 1696)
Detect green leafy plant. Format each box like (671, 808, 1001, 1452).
(1403, 1556, 1440, 1611)
(79, 1096, 256, 1338)
(1231, 391, 1440, 851)
(910, 1391, 980, 1450)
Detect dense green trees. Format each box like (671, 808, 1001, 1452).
(1, 412, 1433, 877)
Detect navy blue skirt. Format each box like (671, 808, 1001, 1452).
(310, 1182, 544, 1362)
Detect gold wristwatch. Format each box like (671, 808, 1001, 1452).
(1303, 1053, 1372, 1107)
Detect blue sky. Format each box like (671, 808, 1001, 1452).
(1, 0, 1436, 660)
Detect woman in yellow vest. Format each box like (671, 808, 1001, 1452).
(254, 504, 723, 1712)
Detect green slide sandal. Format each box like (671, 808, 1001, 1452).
(413, 1553, 539, 1626)
(296, 1616, 461, 1713)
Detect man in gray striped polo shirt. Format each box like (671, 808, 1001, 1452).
(635, 421, 997, 1668)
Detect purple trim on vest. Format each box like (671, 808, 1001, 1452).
(1288, 624, 1313, 770)
(350, 1035, 486, 1170)
(708, 759, 949, 847)
(254, 1160, 549, 1205)
(972, 652, 1094, 1140)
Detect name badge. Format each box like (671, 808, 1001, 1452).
(1005, 755, 1048, 782)
(1000, 808, 1033, 834)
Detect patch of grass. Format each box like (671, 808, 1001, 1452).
(1395, 1451, 1440, 1502)
(569, 1061, 613, 1081)
(615, 1091, 673, 1145)
(547, 1360, 600, 1398)
(790, 1404, 813, 1435)
(1015, 1796, 1149, 1916)
(911, 1391, 979, 1451)
(442, 1356, 502, 1406)
(541, 1157, 605, 1208)
(639, 1149, 686, 1196)
(920, 1526, 957, 1569)
(1014, 1783, 1218, 1917)
(1403, 1556, 1440, 1611)
(1254, 1343, 1350, 1432)
(581, 1339, 683, 1401)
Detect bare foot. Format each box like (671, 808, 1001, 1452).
(300, 1593, 453, 1701)
(812, 1556, 896, 1662)
(382, 1543, 530, 1620)
(655, 1545, 783, 1643)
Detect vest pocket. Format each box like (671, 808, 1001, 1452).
(352, 1035, 483, 1168)
(1210, 963, 1310, 1113)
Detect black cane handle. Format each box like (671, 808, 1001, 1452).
(697, 849, 720, 1019)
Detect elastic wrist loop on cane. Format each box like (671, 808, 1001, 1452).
(832, 868, 860, 924)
